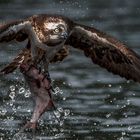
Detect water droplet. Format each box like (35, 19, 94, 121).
(59, 90, 63, 94)
(64, 109, 70, 116)
(68, 83, 72, 86)
(132, 93, 135, 96)
(60, 128, 64, 132)
(57, 107, 63, 113)
(17, 106, 21, 109)
(55, 119, 59, 123)
(10, 116, 14, 120)
(10, 85, 15, 91)
(9, 101, 14, 106)
(119, 137, 124, 140)
(59, 121, 64, 126)
(121, 105, 126, 109)
(54, 134, 59, 138)
(94, 123, 96, 126)
(127, 100, 130, 105)
(0, 109, 7, 115)
(27, 109, 31, 112)
(9, 92, 15, 100)
(122, 132, 126, 136)
(54, 110, 61, 118)
(106, 113, 111, 118)
(13, 132, 28, 140)
(53, 128, 58, 132)
(53, 87, 63, 95)
(128, 126, 133, 131)
(12, 106, 16, 111)
(108, 84, 112, 87)
(19, 87, 25, 94)
(54, 133, 64, 138)
(125, 114, 128, 118)
(53, 87, 60, 95)
(24, 90, 31, 98)
(63, 82, 66, 85)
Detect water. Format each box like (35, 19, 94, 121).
(0, 0, 140, 139)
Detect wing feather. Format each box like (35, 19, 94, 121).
(66, 24, 140, 82)
(0, 46, 69, 74)
(0, 20, 30, 42)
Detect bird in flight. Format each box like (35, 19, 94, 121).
(0, 14, 140, 83)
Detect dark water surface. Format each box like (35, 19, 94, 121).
(0, 0, 140, 140)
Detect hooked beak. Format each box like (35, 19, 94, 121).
(60, 32, 68, 39)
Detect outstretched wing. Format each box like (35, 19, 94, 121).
(0, 48, 31, 74)
(0, 20, 31, 74)
(0, 19, 45, 74)
(0, 20, 31, 42)
(0, 18, 69, 74)
(65, 24, 140, 83)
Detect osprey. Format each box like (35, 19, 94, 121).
(1, 14, 140, 82)
(1, 14, 140, 130)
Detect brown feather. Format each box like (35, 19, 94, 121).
(1, 14, 140, 83)
(66, 23, 140, 83)
(0, 46, 69, 74)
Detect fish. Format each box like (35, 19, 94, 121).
(19, 63, 55, 129)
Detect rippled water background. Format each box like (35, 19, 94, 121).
(0, 0, 140, 140)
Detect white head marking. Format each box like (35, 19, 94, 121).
(44, 20, 66, 30)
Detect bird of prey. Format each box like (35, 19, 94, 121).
(0, 14, 140, 83)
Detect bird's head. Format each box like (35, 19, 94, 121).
(31, 14, 73, 47)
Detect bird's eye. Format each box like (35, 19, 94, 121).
(54, 28, 60, 33)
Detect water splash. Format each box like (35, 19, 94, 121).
(9, 92, 15, 100)
(12, 132, 29, 140)
(10, 85, 16, 92)
(106, 113, 111, 118)
(57, 107, 63, 113)
(54, 110, 61, 118)
(128, 126, 133, 131)
(0, 109, 7, 116)
(24, 90, 31, 98)
(18, 87, 25, 94)
(53, 87, 63, 95)
(59, 121, 64, 126)
(54, 133, 64, 139)
(64, 109, 70, 117)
